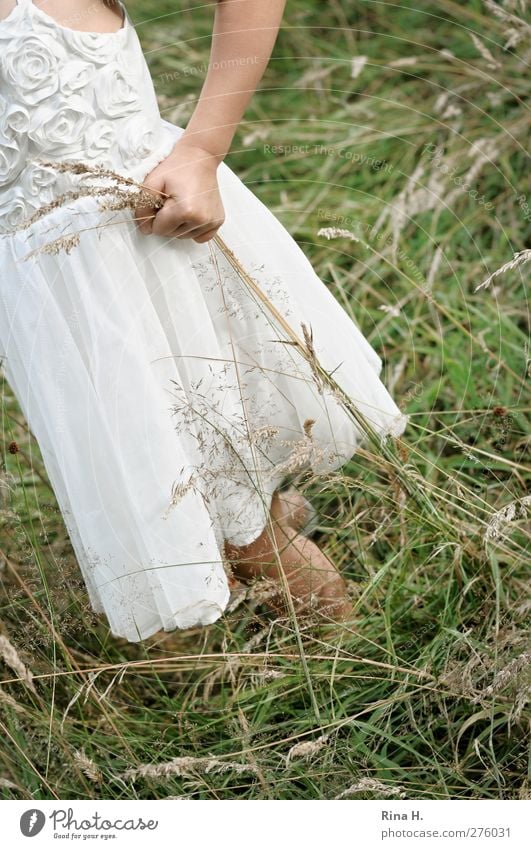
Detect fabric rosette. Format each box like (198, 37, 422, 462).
(28, 96, 94, 154)
(96, 62, 141, 118)
(0, 185, 35, 233)
(84, 120, 117, 160)
(1, 103, 30, 140)
(1, 32, 65, 105)
(65, 32, 124, 65)
(60, 61, 96, 96)
(20, 163, 58, 205)
(0, 133, 27, 187)
(118, 116, 161, 168)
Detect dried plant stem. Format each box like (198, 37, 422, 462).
(212, 234, 461, 546)
(207, 240, 323, 725)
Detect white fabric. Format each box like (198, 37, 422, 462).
(0, 0, 408, 641)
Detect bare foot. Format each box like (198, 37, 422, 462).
(224, 490, 353, 623)
(275, 486, 318, 536)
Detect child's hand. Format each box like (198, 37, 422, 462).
(134, 140, 225, 243)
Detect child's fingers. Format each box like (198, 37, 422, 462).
(134, 204, 158, 234)
(134, 172, 167, 234)
(168, 221, 198, 238)
(151, 198, 216, 237)
(149, 197, 188, 236)
(193, 227, 221, 244)
(184, 219, 224, 242)
(170, 217, 224, 241)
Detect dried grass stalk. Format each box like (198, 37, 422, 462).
(0, 689, 26, 713)
(473, 651, 531, 701)
(475, 249, 531, 291)
(485, 495, 531, 542)
(73, 749, 103, 783)
(335, 777, 407, 798)
(286, 734, 328, 763)
(0, 633, 37, 694)
(121, 755, 260, 781)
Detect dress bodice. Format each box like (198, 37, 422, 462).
(0, 0, 177, 232)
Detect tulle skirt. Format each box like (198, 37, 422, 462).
(0, 121, 408, 641)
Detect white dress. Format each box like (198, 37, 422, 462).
(0, 0, 408, 641)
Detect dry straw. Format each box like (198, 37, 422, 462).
(474, 249, 531, 291)
(285, 734, 329, 764)
(484, 495, 531, 543)
(473, 651, 531, 702)
(73, 749, 103, 783)
(121, 755, 260, 781)
(0, 632, 37, 694)
(335, 777, 407, 799)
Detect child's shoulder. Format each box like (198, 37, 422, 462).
(0, 0, 17, 24)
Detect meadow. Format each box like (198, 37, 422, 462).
(0, 0, 529, 800)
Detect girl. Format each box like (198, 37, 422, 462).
(0, 0, 408, 642)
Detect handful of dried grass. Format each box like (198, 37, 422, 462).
(19, 159, 165, 257)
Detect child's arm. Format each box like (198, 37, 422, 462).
(135, 0, 287, 243)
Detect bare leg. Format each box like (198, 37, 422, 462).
(223, 490, 352, 621)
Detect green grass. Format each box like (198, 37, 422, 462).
(0, 0, 529, 800)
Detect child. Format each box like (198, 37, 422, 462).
(0, 0, 408, 642)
